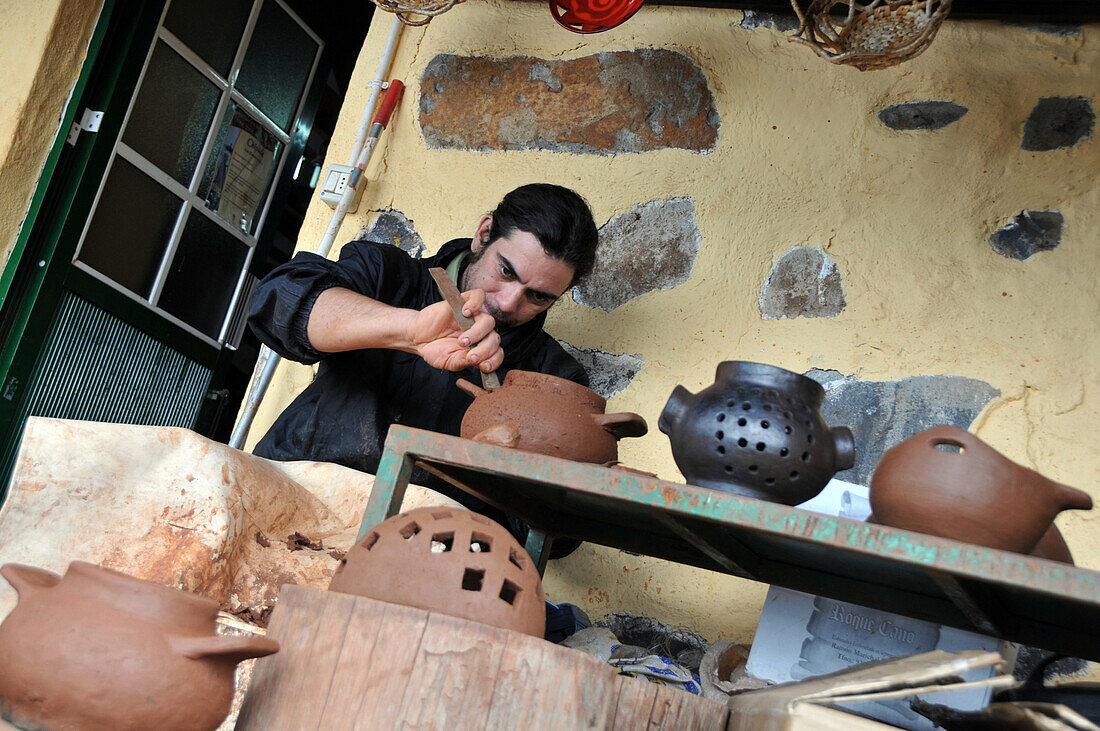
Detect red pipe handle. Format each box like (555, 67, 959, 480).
(373, 79, 405, 127)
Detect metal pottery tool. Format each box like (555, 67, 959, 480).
(428, 267, 501, 390)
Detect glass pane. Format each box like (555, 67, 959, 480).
(236, 1, 318, 131)
(199, 104, 282, 234)
(79, 157, 182, 297)
(163, 0, 252, 78)
(122, 41, 222, 186)
(158, 210, 248, 339)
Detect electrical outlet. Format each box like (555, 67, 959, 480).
(319, 164, 361, 211)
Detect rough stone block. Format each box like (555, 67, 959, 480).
(574, 197, 701, 312)
(878, 101, 968, 131)
(560, 343, 643, 399)
(358, 209, 425, 258)
(740, 10, 799, 32)
(759, 247, 846, 320)
(805, 370, 1001, 486)
(989, 210, 1063, 260)
(419, 50, 719, 155)
(1021, 96, 1095, 151)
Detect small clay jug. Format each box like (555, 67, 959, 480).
(869, 426, 1093, 554)
(457, 370, 647, 464)
(0, 561, 279, 731)
(658, 361, 855, 504)
(330, 507, 546, 637)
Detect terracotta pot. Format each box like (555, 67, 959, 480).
(457, 370, 647, 464)
(658, 361, 855, 504)
(870, 426, 1092, 554)
(330, 507, 546, 637)
(0, 561, 279, 731)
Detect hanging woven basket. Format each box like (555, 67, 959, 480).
(788, 0, 953, 71)
(371, 0, 467, 26)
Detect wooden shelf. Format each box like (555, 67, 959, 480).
(361, 426, 1100, 661)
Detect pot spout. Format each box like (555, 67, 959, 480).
(831, 426, 856, 471)
(658, 385, 695, 436)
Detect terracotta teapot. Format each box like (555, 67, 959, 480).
(869, 426, 1092, 554)
(330, 507, 546, 637)
(658, 361, 855, 504)
(457, 369, 647, 464)
(0, 561, 279, 731)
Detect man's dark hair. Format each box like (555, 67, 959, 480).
(488, 183, 598, 284)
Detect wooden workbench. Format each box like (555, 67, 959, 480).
(359, 426, 1100, 661)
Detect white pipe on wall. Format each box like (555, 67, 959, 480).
(229, 15, 406, 450)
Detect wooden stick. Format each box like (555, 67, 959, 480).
(428, 267, 501, 389)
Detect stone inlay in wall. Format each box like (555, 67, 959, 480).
(759, 247, 846, 320)
(740, 10, 799, 32)
(878, 101, 968, 131)
(989, 210, 1063, 260)
(359, 209, 425, 258)
(560, 342, 643, 399)
(806, 370, 1001, 486)
(573, 197, 701, 312)
(1021, 97, 1095, 151)
(419, 50, 719, 155)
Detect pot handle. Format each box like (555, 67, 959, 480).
(658, 386, 693, 436)
(921, 425, 974, 452)
(455, 378, 486, 399)
(0, 563, 61, 597)
(831, 426, 856, 471)
(593, 412, 648, 439)
(170, 634, 280, 664)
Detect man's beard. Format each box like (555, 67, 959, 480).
(460, 245, 518, 331)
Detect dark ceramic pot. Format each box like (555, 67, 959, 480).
(658, 361, 855, 504)
(0, 561, 279, 731)
(457, 370, 647, 464)
(330, 507, 546, 637)
(870, 426, 1092, 554)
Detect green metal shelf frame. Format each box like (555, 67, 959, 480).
(361, 425, 1100, 661)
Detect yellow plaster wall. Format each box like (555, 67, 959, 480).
(252, 3, 1100, 643)
(0, 0, 104, 269)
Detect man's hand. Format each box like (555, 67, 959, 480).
(407, 289, 503, 373)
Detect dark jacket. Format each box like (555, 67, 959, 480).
(247, 237, 588, 479)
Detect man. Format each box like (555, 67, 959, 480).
(247, 184, 598, 529)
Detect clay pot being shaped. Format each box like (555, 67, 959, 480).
(330, 507, 546, 637)
(658, 361, 855, 504)
(0, 561, 279, 731)
(456, 370, 647, 464)
(869, 426, 1093, 554)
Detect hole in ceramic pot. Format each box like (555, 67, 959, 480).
(509, 547, 525, 570)
(462, 568, 485, 591)
(790, 471, 800, 479)
(738, 417, 747, 426)
(751, 387, 761, 395)
(784, 426, 792, 434)
(933, 442, 964, 454)
(755, 442, 766, 451)
(748, 464, 758, 473)
(715, 430, 724, 440)
(363, 532, 380, 550)
(432, 511, 453, 520)
(726, 399, 736, 407)
(801, 452, 810, 462)
(470, 532, 492, 552)
(742, 402, 752, 411)
(761, 420, 770, 429)
(470, 513, 491, 524)
(399, 522, 421, 540)
(763, 404, 772, 412)
(717, 413, 726, 422)
(431, 532, 454, 553)
(784, 411, 792, 419)
(724, 465, 733, 473)
(767, 389, 778, 398)
(717, 445, 726, 454)
(738, 438, 748, 448)
(765, 477, 776, 485)
(780, 447, 789, 457)
(807, 433, 814, 443)
(500, 579, 521, 605)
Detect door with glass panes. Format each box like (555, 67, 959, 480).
(0, 0, 337, 492)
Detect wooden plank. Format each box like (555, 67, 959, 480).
(610, 675, 661, 729)
(647, 683, 729, 730)
(312, 592, 394, 727)
(393, 612, 509, 728)
(485, 634, 620, 729)
(236, 584, 356, 730)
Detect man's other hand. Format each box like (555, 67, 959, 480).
(408, 289, 504, 373)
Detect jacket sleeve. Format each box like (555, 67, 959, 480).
(247, 242, 397, 364)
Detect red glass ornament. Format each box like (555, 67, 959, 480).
(549, 0, 646, 33)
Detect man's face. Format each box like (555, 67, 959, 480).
(460, 216, 574, 330)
